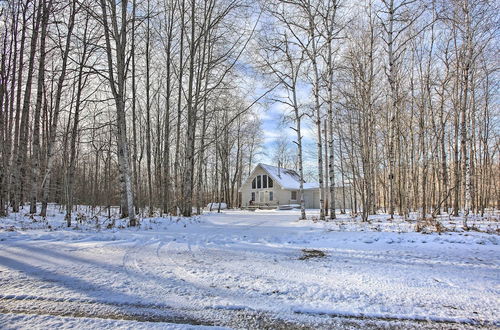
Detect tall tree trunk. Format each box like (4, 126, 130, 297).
(145, 0, 153, 216)
(385, 0, 397, 219)
(99, 0, 136, 225)
(460, 1, 473, 220)
(40, 0, 76, 217)
(16, 1, 42, 213)
(174, 0, 186, 215)
(293, 94, 306, 220)
(131, 0, 140, 214)
(327, 64, 336, 220)
(30, 0, 52, 214)
(162, 0, 175, 215)
(65, 9, 89, 226)
(180, 0, 197, 217)
(323, 119, 329, 216)
(308, 10, 325, 220)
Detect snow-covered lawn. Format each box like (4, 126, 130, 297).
(0, 207, 498, 329)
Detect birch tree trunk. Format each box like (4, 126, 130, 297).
(384, 0, 397, 219)
(162, 0, 176, 215)
(145, 0, 153, 216)
(459, 1, 474, 220)
(326, 32, 336, 220)
(308, 6, 325, 220)
(179, 0, 197, 217)
(174, 0, 186, 215)
(294, 98, 306, 221)
(99, 0, 136, 225)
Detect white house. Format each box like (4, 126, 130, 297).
(240, 163, 351, 209)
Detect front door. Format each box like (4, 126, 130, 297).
(259, 191, 267, 203)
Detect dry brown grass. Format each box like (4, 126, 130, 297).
(299, 249, 326, 260)
(415, 218, 446, 234)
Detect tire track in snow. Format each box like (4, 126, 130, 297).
(1, 229, 497, 328)
(0, 295, 496, 329)
(149, 227, 498, 327)
(121, 238, 191, 301)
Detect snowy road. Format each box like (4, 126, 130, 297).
(0, 210, 499, 329)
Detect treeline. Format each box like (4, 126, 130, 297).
(0, 0, 263, 225)
(0, 0, 498, 225)
(256, 0, 498, 221)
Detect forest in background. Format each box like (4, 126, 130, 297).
(0, 0, 498, 225)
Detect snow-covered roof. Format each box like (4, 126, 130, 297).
(258, 163, 319, 190)
(303, 182, 320, 190)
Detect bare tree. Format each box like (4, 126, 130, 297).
(98, 0, 136, 225)
(257, 29, 308, 219)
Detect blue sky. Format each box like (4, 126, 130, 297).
(237, 52, 318, 172)
(253, 88, 319, 171)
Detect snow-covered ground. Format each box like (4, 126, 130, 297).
(0, 206, 499, 329)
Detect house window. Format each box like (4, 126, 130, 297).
(251, 192, 255, 201)
(269, 192, 273, 201)
(291, 191, 297, 200)
(252, 175, 273, 190)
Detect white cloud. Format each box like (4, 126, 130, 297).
(254, 105, 273, 121)
(263, 129, 281, 143)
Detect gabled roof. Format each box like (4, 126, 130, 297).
(256, 163, 319, 190)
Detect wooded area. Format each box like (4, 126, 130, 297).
(0, 0, 498, 225)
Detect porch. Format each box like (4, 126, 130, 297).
(244, 201, 279, 210)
